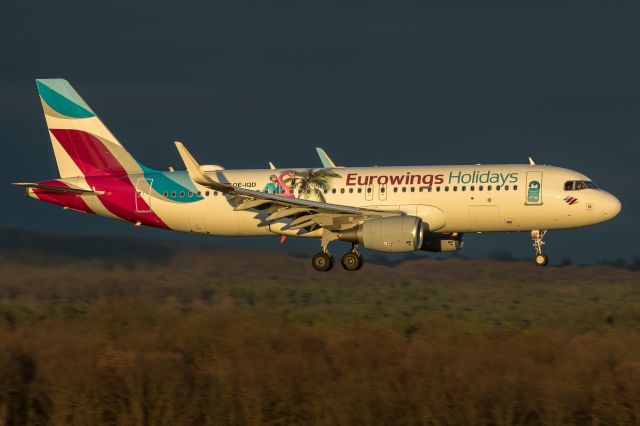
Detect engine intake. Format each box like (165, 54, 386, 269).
(339, 216, 424, 253)
(420, 233, 464, 252)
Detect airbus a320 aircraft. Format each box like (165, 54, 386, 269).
(15, 79, 622, 271)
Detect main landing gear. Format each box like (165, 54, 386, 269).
(312, 232, 364, 272)
(311, 247, 365, 272)
(311, 252, 334, 272)
(341, 247, 364, 271)
(531, 230, 549, 266)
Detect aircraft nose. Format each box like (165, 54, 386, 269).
(603, 193, 622, 219)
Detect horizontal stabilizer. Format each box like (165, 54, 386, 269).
(13, 182, 99, 195)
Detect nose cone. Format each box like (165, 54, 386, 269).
(603, 193, 622, 219)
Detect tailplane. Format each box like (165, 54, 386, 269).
(36, 79, 142, 178)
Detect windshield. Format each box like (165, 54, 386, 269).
(564, 180, 598, 191)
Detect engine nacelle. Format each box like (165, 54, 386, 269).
(420, 233, 464, 252)
(339, 216, 424, 253)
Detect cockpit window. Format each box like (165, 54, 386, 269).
(564, 180, 598, 191)
(574, 181, 587, 190)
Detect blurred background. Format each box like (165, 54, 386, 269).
(2, 0, 639, 263)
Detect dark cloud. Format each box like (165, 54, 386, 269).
(2, 1, 639, 262)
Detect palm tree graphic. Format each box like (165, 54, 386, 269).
(283, 169, 342, 203)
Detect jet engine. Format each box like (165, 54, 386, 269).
(339, 216, 424, 253)
(420, 233, 464, 252)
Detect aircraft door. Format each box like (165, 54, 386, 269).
(135, 178, 153, 212)
(365, 183, 374, 201)
(525, 171, 543, 205)
(378, 183, 387, 201)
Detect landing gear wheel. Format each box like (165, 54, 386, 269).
(312, 252, 334, 272)
(531, 230, 549, 267)
(535, 253, 549, 266)
(341, 251, 364, 271)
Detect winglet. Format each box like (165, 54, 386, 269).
(174, 142, 233, 192)
(315, 147, 338, 168)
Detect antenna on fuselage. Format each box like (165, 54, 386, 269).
(528, 157, 536, 166)
(269, 162, 276, 170)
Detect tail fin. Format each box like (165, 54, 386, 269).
(36, 79, 142, 178)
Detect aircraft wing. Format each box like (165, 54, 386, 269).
(175, 142, 402, 232)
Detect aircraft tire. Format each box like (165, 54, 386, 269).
(341, 251, 363, 271)
(312, 252, 334, 272)
(534, 253, 549, 266)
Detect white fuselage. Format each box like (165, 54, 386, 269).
(135, 164, 620, 237)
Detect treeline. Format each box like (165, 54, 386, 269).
(1, 250, 640, 425)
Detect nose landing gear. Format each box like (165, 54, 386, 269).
(531, 230, 549, 266)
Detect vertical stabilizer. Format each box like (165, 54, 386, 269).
(36, 79, 142, 178)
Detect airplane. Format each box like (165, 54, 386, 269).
(14, 79, 622, 271)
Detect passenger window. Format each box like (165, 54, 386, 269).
(513, 185, 518, 191)
(462, 186, 466, 191)
(163, 192, 168, 197)
(367, 187, 372, 193)
(402, 187, 407, 193)
(205, 191, 210, 197)
(380, 187, 386, 193)
(453, 186, 457, 191)
(445, 186, 449, 192)
(340, 188, 345, 194)
(428, 187, 432, 192)
(495, 186, 500, 191)
(504, 185, 509, 191)
(470, 186, 474, 191)
(180, 192, 185, 197)
(393, 187, 398, 193)
(171, 192, 176, 197)
(436, 186, 441, 192)
(478, 186, 483, 191)
(332, 188, 336, 194)
(349, 188, 354, 193)
(357, 188, 362, 193)
(410, 187, 415, 192)
(188, 191, 193, 197)
(487, 185, 492, 191)
(324, 189, 328, 194)
(214, 191, 218, 196)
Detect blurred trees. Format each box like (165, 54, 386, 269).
(1, 252, 640, 425)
